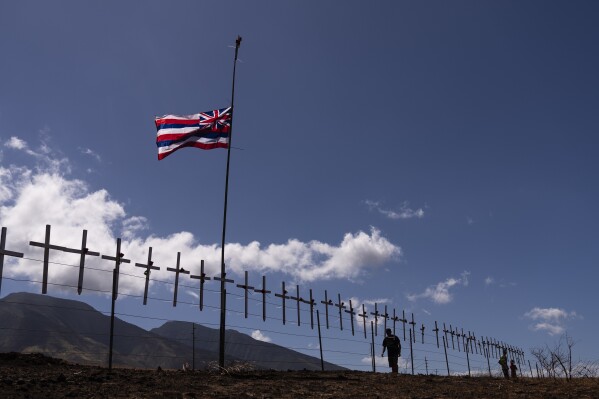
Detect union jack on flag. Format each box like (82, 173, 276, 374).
(155, 107, 232, 160)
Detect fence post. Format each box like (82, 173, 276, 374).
(465, 337, 471, 377)
(409, 328, 414, 375)
(108, 268, 117, 371)
(371, 321, 376, 373)
(484, 341, 491, 377)
(443, 336, 450, 376)
(316, 310, 324, 371)
(192, 323, 195, 371)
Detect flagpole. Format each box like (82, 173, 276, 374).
(219, 35, 242, 369)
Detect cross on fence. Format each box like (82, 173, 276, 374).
(400, 310, 407, 341)
(166, 252, 189, 307)
(358, 304, 368, 339)
(289, 285, 302, 326)
(236, 270, 254, 319)
(100, 238, 130, 300)
(252, 275, 271, 321)
(0, 227, 24, 294)
(335, 293, 346, 331)
(134, 247, 160, 305)
(275, 281, 289, 325)
(320, 290, 333, 329)
(189, 260, 211, 311)
(410, 313, 417, 344)
(345, 299, 355, 336)
(370, 303, 380, 336)
(29, 225, 100, 294)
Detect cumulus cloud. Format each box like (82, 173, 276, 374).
(250, 330, 272, 343)
(5, 136, 28, 151)
(407, 271, 470, 304)
(0, 140, 401, 297)
(364, 200, 424, 220)
(484, 277, 494, 285)
(524, 307, 578, 336)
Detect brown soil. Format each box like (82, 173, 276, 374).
(1, 353, 598, 398)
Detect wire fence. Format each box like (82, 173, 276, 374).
(0, 225, 536, 376)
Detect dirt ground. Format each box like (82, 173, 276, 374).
(1, 353, 598, 399)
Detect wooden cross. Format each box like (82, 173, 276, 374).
(274, 281, 289, 325)
(289, 285, 302, 326)
(335, 293, 346, 331)
(30, 225, 100, 294)
(358, 304, 368, 339)
(236, 270, 254, 319)
(391, 308, 399, 336)
(382, 305, 389, 333)
(409, 313, 417, 344)
(190, 260, 211, 311)
(344, 299, 356, 336)
(370, 303, 380, 336)
(101, 238, 131, 300)
(166, 252, 189, 307)
(134, 247, 160, 305)
(0, 227, 24, 294)
(433, 321, 440, 348)
(303, 289, 315, 329)
(320, 290, 333, 329)
(252, 275, 270, 321)
(450, 326, 458, 351)
(400, 310, 408, 341)
(75, 230, 99, 295)
(443, 323, 449, 348)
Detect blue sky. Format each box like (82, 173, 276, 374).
(1, 1, 598, 371)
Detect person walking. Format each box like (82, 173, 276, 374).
(498, 349, 509, 379)
(381, 328, 401, 374)
(510, 359, 518, 379)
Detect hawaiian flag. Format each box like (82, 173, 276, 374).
(155, 107, 232, 160)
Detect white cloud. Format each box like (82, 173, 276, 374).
(407, 271, 470, 304)
(251, 330, 272, 343)
(523, 307, 578, 336)
(0, 145, 401, 297)
(484, 276, 494, 285)
(365, 200, 424, 220)
(5, 136, 28, 150)
(80, 147, 102, 162)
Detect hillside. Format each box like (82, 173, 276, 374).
(152, 321, 345, 371)
(1, 353, 597, 399)
(0, 292, 342, 371)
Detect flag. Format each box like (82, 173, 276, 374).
(155, 107, 232, 160)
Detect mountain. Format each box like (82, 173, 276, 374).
(0, 292, 345, 371)
(0, 292, 219, 369)
(152, 321, 345, 371)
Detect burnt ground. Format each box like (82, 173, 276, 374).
(1, 353, 598, 398)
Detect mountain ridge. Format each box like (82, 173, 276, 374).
(0, 292, 344, 371)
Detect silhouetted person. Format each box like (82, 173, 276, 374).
(498, 349, 509, 379)
(510, 359, 518, 379)
(381, 328, 401, 374)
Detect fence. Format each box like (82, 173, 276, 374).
(0, 225, 536, 376)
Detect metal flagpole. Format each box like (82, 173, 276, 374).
(218, 35, 242, 369)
